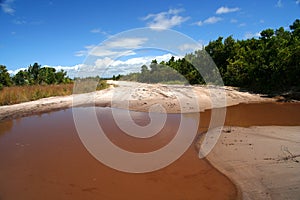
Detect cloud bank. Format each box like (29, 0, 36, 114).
(8, 53, 183, 78)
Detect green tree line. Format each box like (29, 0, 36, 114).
(123, 19, 300, 94)
(0, 63, 72, 90)
(204, 19, 300, 93)
(122, 60, 187, 84)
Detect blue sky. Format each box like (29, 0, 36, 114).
(0, 0, 299, 77)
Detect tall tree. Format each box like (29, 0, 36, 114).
(55, 70, 68, 84)
(290, 19, 300, 37)
(39, 67, 56, 84)
(0, 65, 12, 88)
(12, 70, 29, 86)
(28, 62, 41, 84)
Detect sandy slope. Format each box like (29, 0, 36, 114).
(205, 126, 300, 200)
(0, 81, 272, 121)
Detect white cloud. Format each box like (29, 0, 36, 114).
(12, 19, 43, 26)
(43, 64, 81, 72)
(13, 19, 26, 25)
(178, 43, 201, 51)
(95, 54, 178, 68)
(89, 48, 136, 57)
(75, 44, 96, 57)
(90, 28, 107, 35)
(72, 54, 182, 77)
(105, 37, 148, 49)
(8, 67, 27, 75)
(216, 6, 240, 14)
(0, 0, 15, 15)
(111, 57, 149, 67)
(44, 64, 85, 78)
(95, 57, 115, 68)
(155, 54, 182, 62)
(276, 0, 283, 7)
(244, 32, 260, 39)
(230, 19, 238, 23)
(195, 16, 222, 26)
(238, 23, 246, 27)
(75, 37, 147, 58)
(90, 28, 101, 33)
(7, 64, 83, 78)
(96, 53, 182, 77)
(142, 8, 189, 30)
(202, 16, 222, 24)
(75, 50, 86, 57)
(8, 53, 184, 78)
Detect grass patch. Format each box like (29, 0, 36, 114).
(0, 84, 73, 106)
(96, 80, 109, 90)
(0, 80, 111, 106)
(73, 79, 109, 94)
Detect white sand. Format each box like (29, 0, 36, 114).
(206, 126, 300, 200)
(0, 81, 272, 121)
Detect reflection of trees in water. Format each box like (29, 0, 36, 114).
(0, 120, 14, 135)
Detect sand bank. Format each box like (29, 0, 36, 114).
(0, 81, 272, 121)
(206, 126, 300, 200)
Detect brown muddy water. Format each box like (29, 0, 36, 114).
(0, 102, 300, 200)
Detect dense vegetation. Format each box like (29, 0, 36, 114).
(0, 63, 73, 105)
(0, 62, 72, 90)
(205, 19, 300, 93)
(123, 19, 300, 94)
(121, 60, 188, 84)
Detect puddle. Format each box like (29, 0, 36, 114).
(0, 102, 299, 200)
